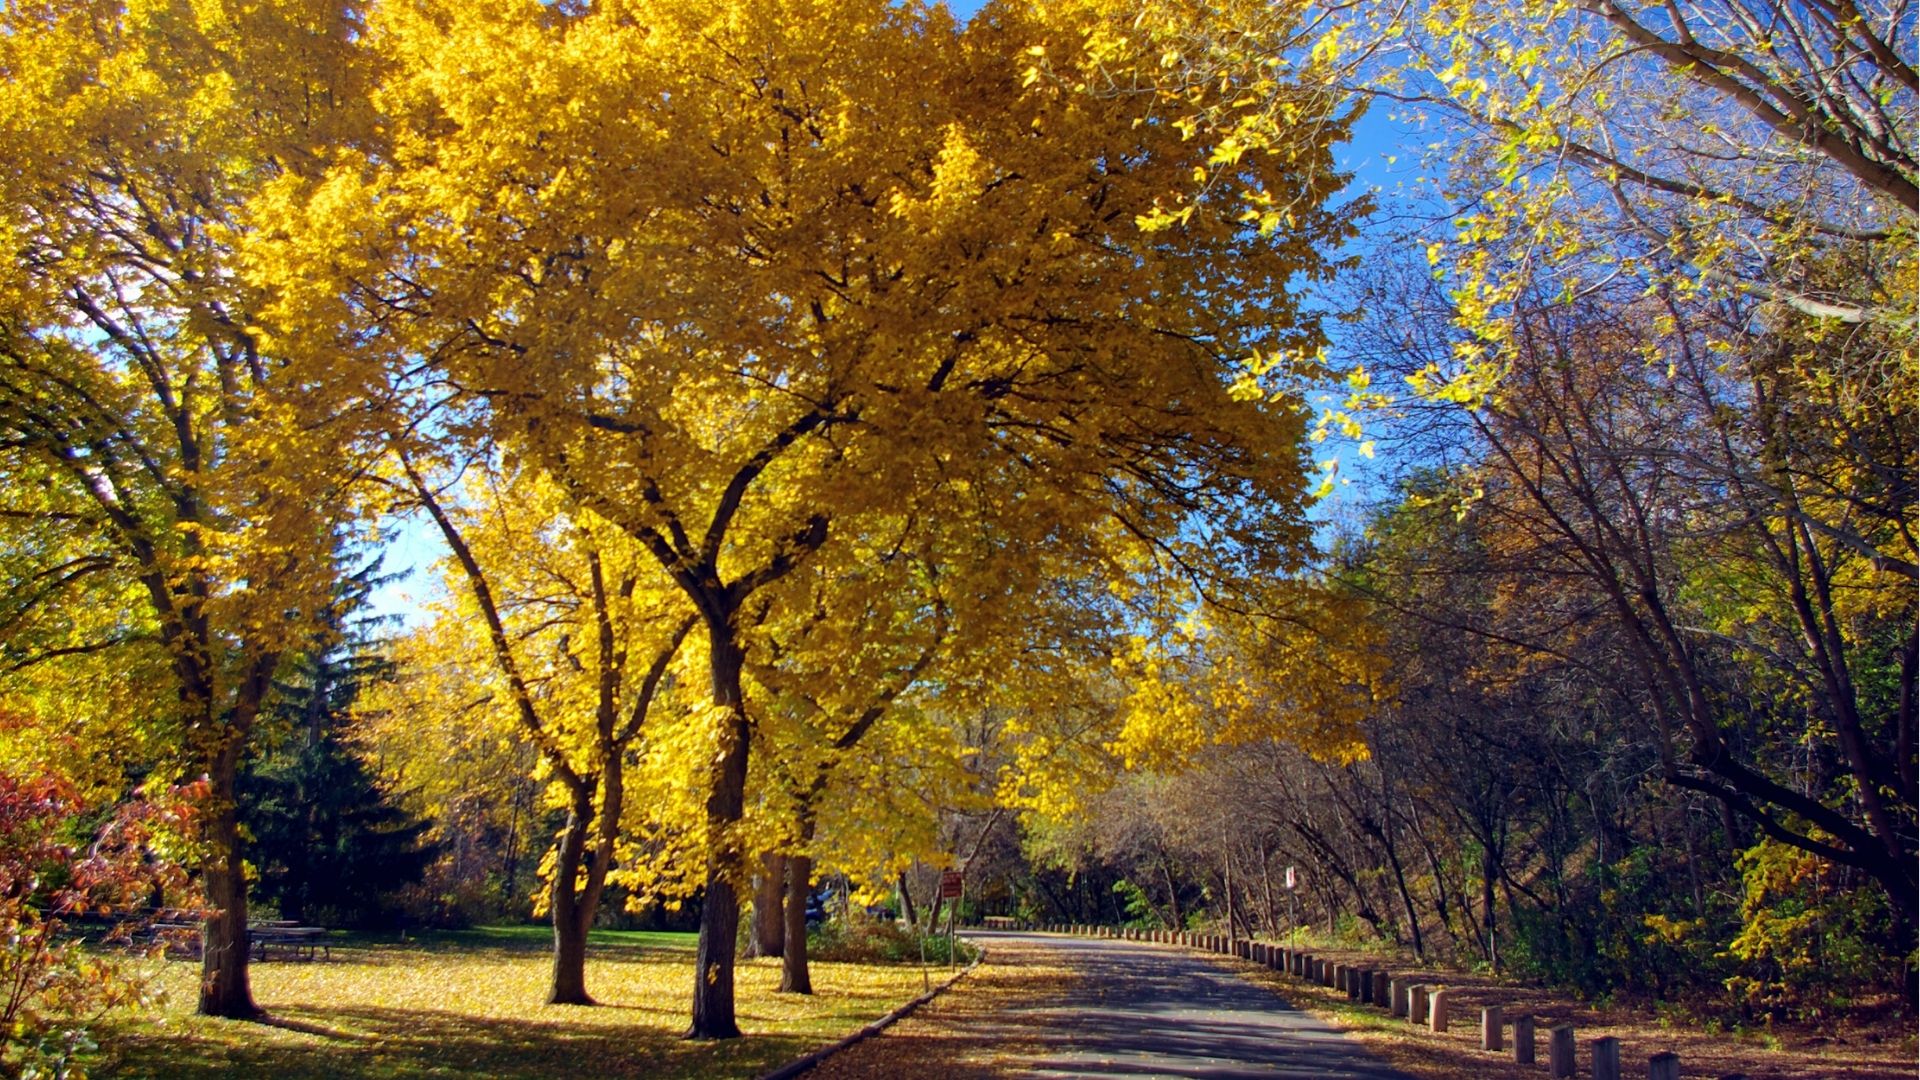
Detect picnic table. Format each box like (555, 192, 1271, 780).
(146, 919, 332, 961)
(249, 924, 330, 961)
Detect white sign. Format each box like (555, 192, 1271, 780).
(1284, 866, 1297, 890)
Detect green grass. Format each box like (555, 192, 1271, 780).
(90, 927, 932, 1080)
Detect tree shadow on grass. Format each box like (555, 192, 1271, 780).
(103, 1003, 818, 1080)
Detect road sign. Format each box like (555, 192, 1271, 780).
(1284, 866, 1297, 890)
(939, 870, 963, 899)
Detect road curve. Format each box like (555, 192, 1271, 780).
(812, 930, 1416, 1079)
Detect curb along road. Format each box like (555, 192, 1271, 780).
(755, 943, 986, 1080)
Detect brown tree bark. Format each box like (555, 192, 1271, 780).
(749, 854, 787, 959)
(547, 790, 597, 1005)
(897, 870, 918, 928)
(688, 632, 750, 1039)
(779, 845, 814, 994)
(198, 742, 258, 1019)
(196, 655, 273, 1020)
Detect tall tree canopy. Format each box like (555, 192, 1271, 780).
(252, 0, 1362, 1036)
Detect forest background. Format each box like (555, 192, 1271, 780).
(0, 0, 1910, 1066)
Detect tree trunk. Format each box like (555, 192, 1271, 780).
(688, 632, 749, 1039)
(1157, 848, 1183, 931)
(1481, 844, 1499, 974)
(198, 745, 258, 1019)
(749, 853, 786, 959)
(897, 870, 917, 928)
(1222, 844, 1236, 945)
(548, 794, 596, 1006)
(780, 846, 813, 994)
(550, 905, 591, 1006)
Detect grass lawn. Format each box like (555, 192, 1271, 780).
(93, 926, 937, 1079)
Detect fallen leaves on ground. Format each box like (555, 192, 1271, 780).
(93, 930, 932, 1080)
(806, 938, 1085, 1080)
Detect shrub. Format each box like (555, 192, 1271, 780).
(807, 918, 978, 966)
(0, 773, 198, 1079)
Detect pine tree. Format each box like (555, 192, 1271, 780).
(242, 558, 436, 930)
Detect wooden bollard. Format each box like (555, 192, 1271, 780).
(1410, 985, 1429, 1025)
(1429, 987, 1450, 1033)
(1514, 1015, 1535, 1064)
(1592, 1036, 1620, 1080)
(1371, 970, 1389, 1008)
(1481, 1005, 1503, 1051)
(1647, 1051, 1679, 1080)
(1548, 1024, 1575, 1079)
(1347, 968, 1365, 1001)
(1321, 959, 1335, 987)
(1293, 952, 1306, 977)
(1390, 977, 1410, 1017)
(1333, 963, 1347, 990)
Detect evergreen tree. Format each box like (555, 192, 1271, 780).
(242, 556, 436, 929)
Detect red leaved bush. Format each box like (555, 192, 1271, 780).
(0, 772, 202, 1079)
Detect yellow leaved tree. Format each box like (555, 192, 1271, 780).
(393, 458, 696, 1005)
(0, 0, 379, 1017)
(250, 0, 1359, 1035)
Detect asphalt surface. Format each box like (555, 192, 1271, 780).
(958, 931, 1415, 1079)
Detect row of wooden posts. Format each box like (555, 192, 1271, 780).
(1035, 925, 1687, 1080)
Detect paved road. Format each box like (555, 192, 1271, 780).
(939, 931, 1414, 1079)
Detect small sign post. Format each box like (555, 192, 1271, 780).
(940, 871, 963, 969)
(1284, 866, 1298, 951)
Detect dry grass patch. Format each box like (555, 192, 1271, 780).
(91, 928, 933, 1080)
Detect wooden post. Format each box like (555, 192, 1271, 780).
(1390, 977, 1410, 1018)
(1481, 1005, 1503, 1051)
(1334, 963, 1347, 991)
(1647, 1052, 1680, 1080)
(1429, 987, 1450, 1033)
(1371, 970, 1389, 1008)
(1592, 1036, 1620, 1080)
(1410, 985, 1429, 1025)
(1348, 968, 1365, 1001)
(1321, 959, 1335, 987)
(1548, 1024, 1575, 1079)
(1513, 1015, 1535, 1064)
